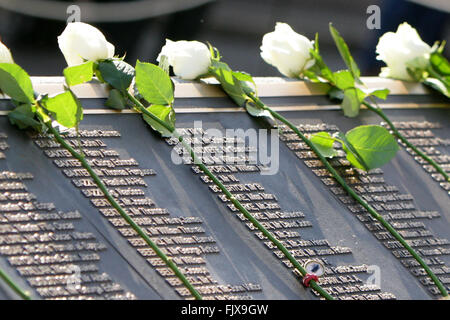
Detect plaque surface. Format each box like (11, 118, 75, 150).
(0, 78, 448, 300)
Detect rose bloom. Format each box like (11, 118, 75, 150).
(376, 22, 431, 81)
(157, 39, 211, 80)
(0, 40, 13, 64)
(58, 22, 115, 66)
(260, 22, 315, 78)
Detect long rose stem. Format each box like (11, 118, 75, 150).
(246, 92, 449, 298)
(35, 105, 203, 300)
(0, 268, 31, 300)
(126, 92, 335, 300)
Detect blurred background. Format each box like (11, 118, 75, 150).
(0, 0, 448, 76)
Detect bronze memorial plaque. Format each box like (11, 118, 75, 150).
(0, 78, 448, 300)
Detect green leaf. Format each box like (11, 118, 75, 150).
(208, 59, 268, 118)
(329, 24, 361, 84)
(97, 60, 135, 92)
(8, 104, 42, 131)
(341, 125, 399, 171)
(233, 70, 257, 95)
(337, 131, 369, 170)
(105, 89, 126, 110)
(232, 71, 253, 82)
(365, 88, 390, 100)
(245, 101, 272, 119)
(341, 88, 365, 117)
(142, 104, 175, 137)
(327, 87, 345, 102)
(41, 90, 83, 128)
(63, 61, 94, 87)
(135, 61, 174, 105)
(334, 70, 355, 90)
(0, 63, 35, 104)
(310, 132, 339, 158)
(430, 51, 450, 76)
(207, 55, 263, 117)
(208, 60, 248, 107)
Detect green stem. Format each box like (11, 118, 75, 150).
(0, 268, 31, 300)
(247, 92, 449, 298)
(126, 92, 334, 300)
(35, 106, 202, 300)
(362, 101, 449, 182)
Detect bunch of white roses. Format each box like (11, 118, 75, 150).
(142, 21, 443, 89)
(2, 20, 441, 88)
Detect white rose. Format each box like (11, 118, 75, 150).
(260, 22, 315, 78)
(58, 22, 115, 66)
(157, 39, 211, 80)
(0, 40, 13, 64)
(376, 22, 431, 81)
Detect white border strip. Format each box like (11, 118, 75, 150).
(0, 77, 433, 100)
